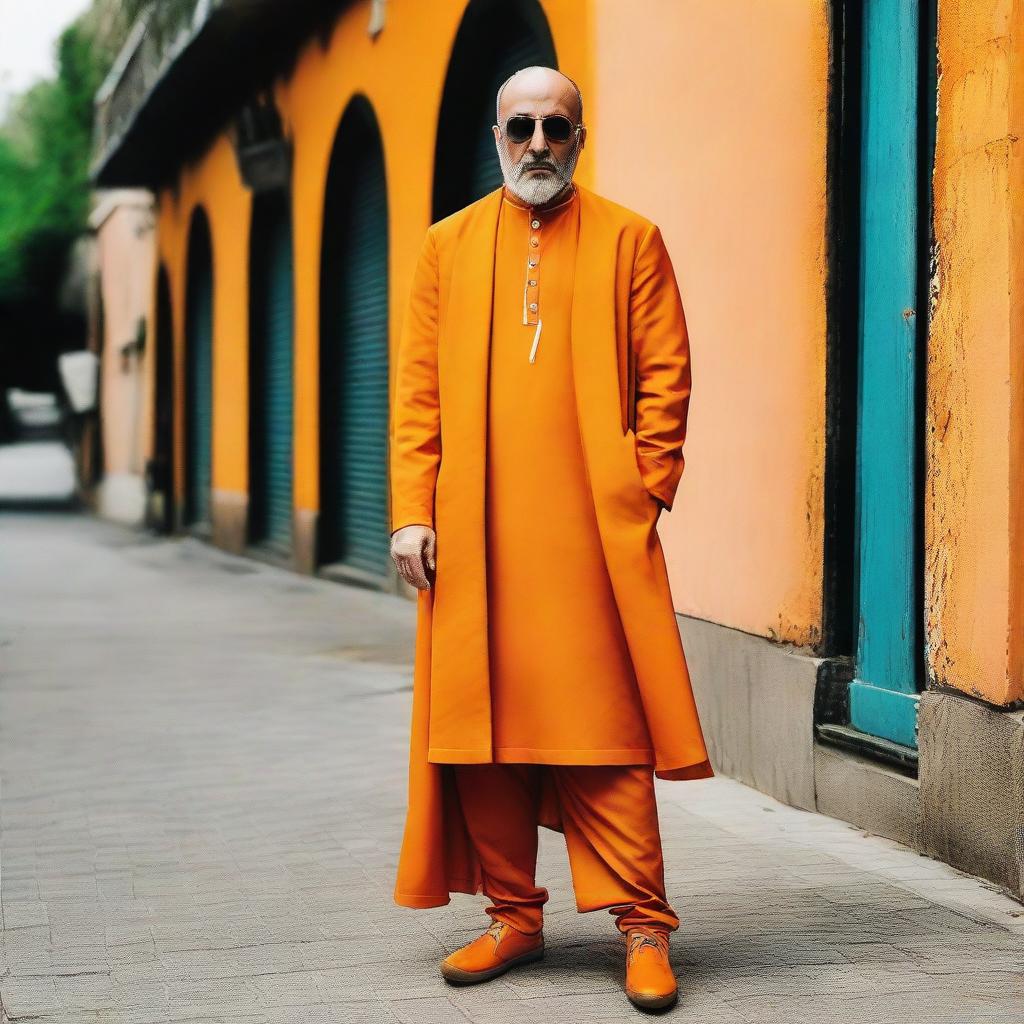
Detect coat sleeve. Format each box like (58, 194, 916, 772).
(629, 223, 692, 512)
(389, 226, 441, 534)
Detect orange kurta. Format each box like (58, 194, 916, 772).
(487, 186, 653, 764)
(390, 183, 714, 911)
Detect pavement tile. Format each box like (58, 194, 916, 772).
(1, 512, 1022, 1023)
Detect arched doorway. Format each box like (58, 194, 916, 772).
(148, 264, 174, 533)
(318, 96, 391, 583)
(184, 208, 214, 528)
(433, 0, 557, 220)
(248, 190, 295, 557)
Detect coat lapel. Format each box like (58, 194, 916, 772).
(570, 184, 633, 514)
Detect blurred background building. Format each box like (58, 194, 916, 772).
(66, 0, 1024, 900)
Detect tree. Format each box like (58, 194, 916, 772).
(0, 3, 141, 391)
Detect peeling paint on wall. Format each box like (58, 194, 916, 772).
(925, 0, 1022, 706)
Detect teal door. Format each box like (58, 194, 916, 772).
(320, 100, 390, 578)
(850, 0, 935, 749)
(249, 192, 294, 556)
(185, 212, 213, 527)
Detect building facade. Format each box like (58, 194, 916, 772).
(91, 0, 1024, 899)
(88, 189, 157, 524)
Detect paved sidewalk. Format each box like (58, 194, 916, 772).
(0, 513, 1021, 1023)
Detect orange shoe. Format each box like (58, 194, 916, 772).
(440, 918, 544, 985)
(624, 926, 678, 1011)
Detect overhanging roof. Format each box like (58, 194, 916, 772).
(91, 0, 348, 190)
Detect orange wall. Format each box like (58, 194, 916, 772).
(592, 1, 830, 648)
(925, 0, 1024, 706)
(278, 0, 592, 515)
(151, 0, 829, 647)
(124, 0, 1024, 710)
(153, 0, 591, 522)
(150, 0, 831, 650)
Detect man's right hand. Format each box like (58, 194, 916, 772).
(390, 525, 436, 590)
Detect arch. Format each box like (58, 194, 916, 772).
(248, 189, 295, 555)
(183, 207, 214, 527)
(432, 0, 557, 220)
(318, 95, 391, 581)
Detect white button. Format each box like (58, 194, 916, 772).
(528, 258, 538, 267)
(530, 237, 539, 246)
(529, 303, 538, 311)
(531, 219, 540, 229)
(528, 279, 537, 286)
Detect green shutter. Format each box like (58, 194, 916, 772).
(320, 115, 390, 577)
(152, 267, 174, 534)
(185, 220, 213, 526)
(433, 6, 558, 219)
(251, 195, 294, 555)
(470, 33, 552, 200)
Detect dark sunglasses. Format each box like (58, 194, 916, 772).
(501, 114, 581, 145)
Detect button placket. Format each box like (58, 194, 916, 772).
(522, 212, 543, 362)
(523, 213, 541, 328)
(502, 184, 575, 363)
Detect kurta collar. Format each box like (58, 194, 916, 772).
(500, 181, 578, 216)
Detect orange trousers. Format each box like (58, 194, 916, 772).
(453, 763, 679, 936)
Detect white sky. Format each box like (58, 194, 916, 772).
(0, 1, 92, 118)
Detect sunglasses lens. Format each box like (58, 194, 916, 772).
(505, 116, 534, 143)
(504, 116, 576, 144)
(543, 116, 573, 143)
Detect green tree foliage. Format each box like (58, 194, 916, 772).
(0, 1, 152, 389)
(0, 24, 104, 304)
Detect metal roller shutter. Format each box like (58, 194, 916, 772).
(470, 32, 552, 200)
(252, 199, 294, 555)
(320, 126, 390, 578)
(186, 242, 213, 526)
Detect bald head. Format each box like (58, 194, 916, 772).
(492, 64, 586, 207)
(495, 66, 583, 126)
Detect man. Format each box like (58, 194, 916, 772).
(388, 65, 712, 1013)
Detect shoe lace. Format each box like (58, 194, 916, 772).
(485, 918, 507, 947)
(627, 926, 669, 965)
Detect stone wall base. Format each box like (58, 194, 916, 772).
(679, 614, 1023, 901)
(211, 490, 248, 555)
(97, 473, 146, 526)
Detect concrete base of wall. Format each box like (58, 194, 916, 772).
(293, 508, 318, 575)
(679, 614, 820, 811)
(814, 743, 922, 849)
(919, 690, 1024, 895)
(211, 490, 248, 555)
(680, 614, 1024, 901)
(97, 473, 146, 525)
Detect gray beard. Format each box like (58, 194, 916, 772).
(497, 143, 579, 207)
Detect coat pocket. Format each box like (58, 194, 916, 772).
(622, 427, 658, 512)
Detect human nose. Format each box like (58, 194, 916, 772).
(528, 119, 547, 154)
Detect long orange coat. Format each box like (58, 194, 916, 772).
(389, 182, 713, 909)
